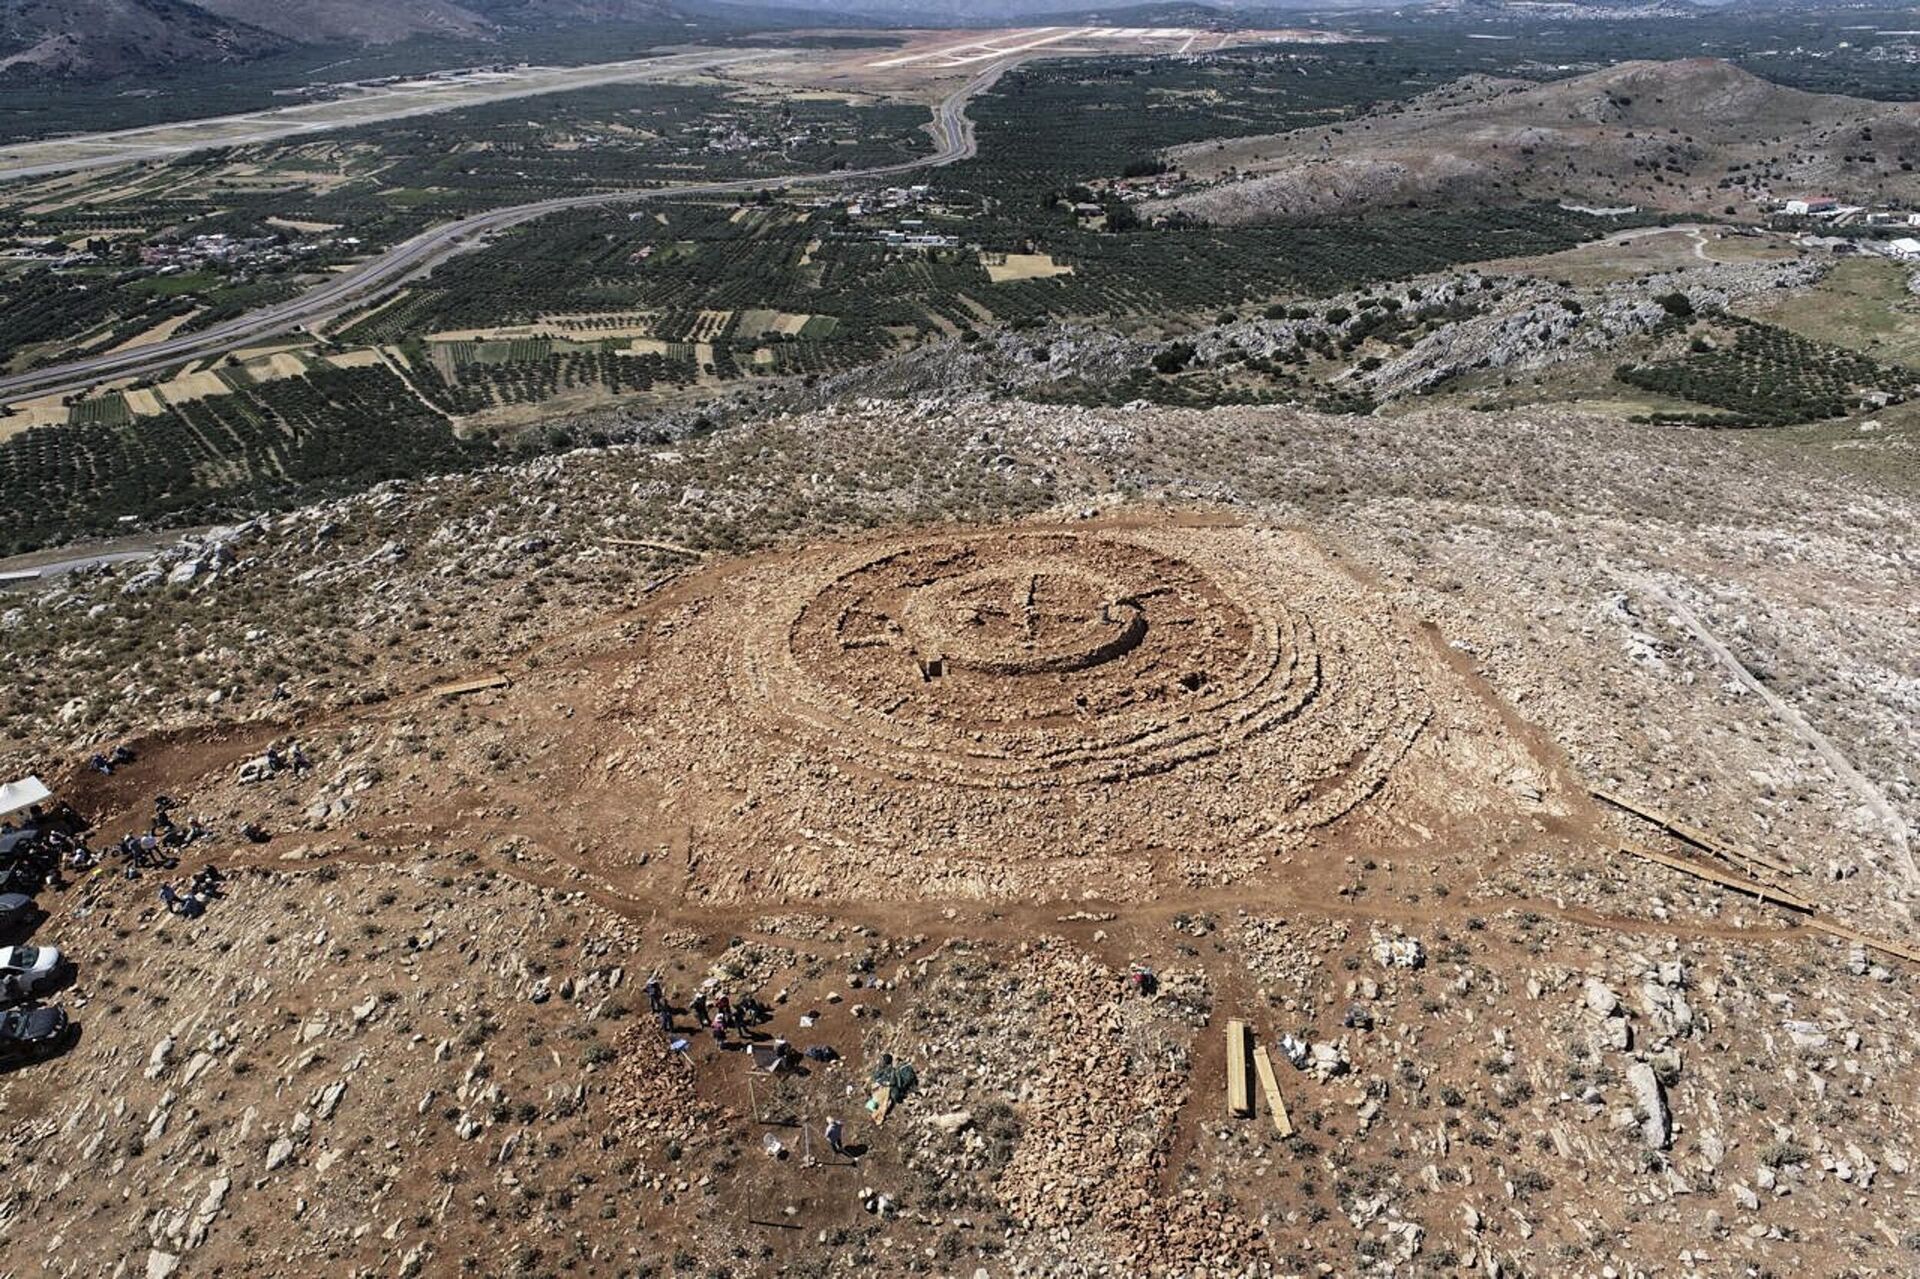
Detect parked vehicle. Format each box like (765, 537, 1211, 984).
(0, 894, 34, 931)
(0, 1005, 71, 1063)
(0, 945, 67, 1002)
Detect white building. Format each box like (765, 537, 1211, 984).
(1886, 237, 1920, 262)
(1783, 197, 1837, 216)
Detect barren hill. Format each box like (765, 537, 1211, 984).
(1, 392, 1917, 1275)
(0, 0, 695, 80)
(0, 0, 287, 79)
(1153, 59, 1920, 222)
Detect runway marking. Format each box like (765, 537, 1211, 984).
(867, 26, 1216, 69)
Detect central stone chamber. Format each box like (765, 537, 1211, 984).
(898, 563, 1148, 678)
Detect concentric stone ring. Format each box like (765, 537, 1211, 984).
(747, 530, 1324, 787)
(605, 523, 1440, 903)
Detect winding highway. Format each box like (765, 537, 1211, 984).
(0, 60, 1014, 407)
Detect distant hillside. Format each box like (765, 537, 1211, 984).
(190, 0, 493, 44)
(459, 0, 690, 27)
(1152, 59, 1920, 223)
(1020, 1, 1241, 23)
(0, 0, 1236, 84)
(0, 0, 287, 78)
(0, 0, 709, 81)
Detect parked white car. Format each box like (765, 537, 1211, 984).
(0, 945, 66, 1002)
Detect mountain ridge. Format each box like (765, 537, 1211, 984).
(0, 0, 289, 79)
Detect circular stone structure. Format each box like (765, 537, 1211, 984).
(752, 531, 1321, 787)
(896, 561, 1147, 678)
(602, 523, 1443, 902)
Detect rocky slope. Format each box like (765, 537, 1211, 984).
(0, 0, 695, 80)
(1152, 59, 1920, 222)
(190, 0, 493, 45)
(791, 247, 1825, 408)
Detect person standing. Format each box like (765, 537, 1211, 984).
(824, 1117, 845, 1158)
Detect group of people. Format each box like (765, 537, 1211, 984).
(2, 802, 90, 894)
(84, 745, 137, 776)
(244, 743, 312, 783)
(25, 756, 236, 922)
(267, 744, 312, 776)
(107, 797, 213, 880)
(644, 975, 845, 1069)
(158, 866, 225, 919)
(647, 975, 769, 1043)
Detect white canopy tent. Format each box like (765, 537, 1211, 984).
(0, 776, 52, 821)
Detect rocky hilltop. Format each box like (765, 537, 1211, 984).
(1153, 59, 1920, 222)
(1, 390, 1916, 1273)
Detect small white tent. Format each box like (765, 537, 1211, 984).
(0, 776, 52, 821)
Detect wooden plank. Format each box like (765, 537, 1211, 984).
(1225, 1019, 1252, 1118)
(1620, 842, 1917, 967)
(868, 1085, 895, 1126)
(1807, 918, 1920, 965)
(1619, 842, 1814, 912)
(1594, 786, 1798, 879)
(431, 673, 511, 698)
(1251, 1045, 1292, 1138)
(600, 536, 701, 557)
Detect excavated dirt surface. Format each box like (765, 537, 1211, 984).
(568, 518, 1549, 909)
(48, 514, 1567, 920)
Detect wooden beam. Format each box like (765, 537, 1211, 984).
(1618, 845, 1918, 968)
(600, 536, 701, 557)
(1807, 918, 1920, 966)
(1618, 842, 1814, 913)
(1594, 786, 1798, 879)
(431, 673, 511, 698)
(1251, 1044, 1293, 1138)
(1225, 1019, 1252, 1118)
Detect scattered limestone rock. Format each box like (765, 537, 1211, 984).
(1626, 1061, 1672, 1150)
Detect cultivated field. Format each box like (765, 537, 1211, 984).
(0, 49, 779, 181)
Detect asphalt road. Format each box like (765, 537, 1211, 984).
(0, 549, 155, 586)
(0, 61, 1016, 408)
